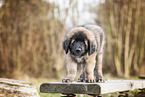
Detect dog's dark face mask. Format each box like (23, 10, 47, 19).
(63, 31, 96, 56)
(70, 40, 87, 57)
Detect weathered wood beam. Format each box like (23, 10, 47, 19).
(0, 78, 40, 97)
(40, 80, 145, 95)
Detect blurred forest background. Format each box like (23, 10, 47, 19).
(0, 0, 145, 80)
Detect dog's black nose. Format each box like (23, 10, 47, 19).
(76, 48, 81, 52)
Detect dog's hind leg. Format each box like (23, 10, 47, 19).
(77, 64, 86, 82)
(95, 52, 103, 82)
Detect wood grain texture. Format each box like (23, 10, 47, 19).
(40, 80, 145, 95)
(0, 78, 40, 97)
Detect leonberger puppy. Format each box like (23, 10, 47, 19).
(62, 24, 105, 83)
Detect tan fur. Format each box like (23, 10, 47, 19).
(63, 24, 105, 82)
(65, 27, 97, 47)
(86, 52, 96, 81)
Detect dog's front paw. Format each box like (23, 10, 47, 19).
(77, 78, 85, 82)
(62, 78, 73, 83)
(96, 78, 104, 83)
(85, 78, 95, 83)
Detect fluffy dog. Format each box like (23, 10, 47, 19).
(62, 24, 105, 83)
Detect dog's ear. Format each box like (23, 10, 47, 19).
(88, 42, 96, 56)
(63, 39, 70, 54)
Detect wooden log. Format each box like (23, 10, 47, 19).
(40, 80, 145, 95)
(0, 78, 40, 97)
(139, 75, 145, 79)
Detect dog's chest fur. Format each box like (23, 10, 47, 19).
(70, 53, 88, 64)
